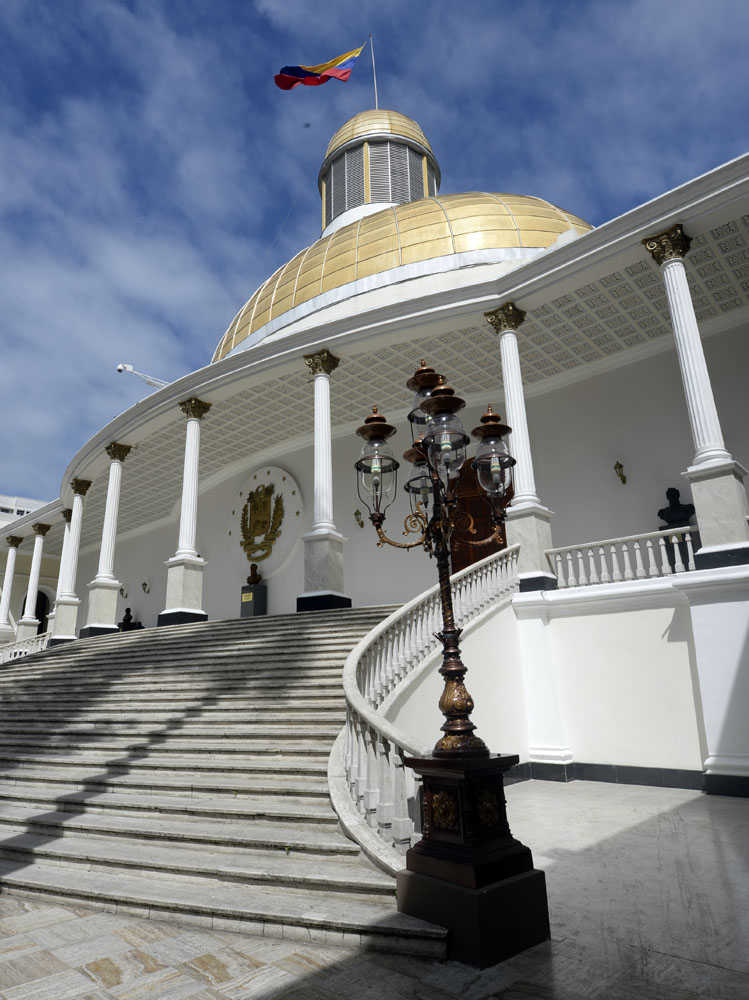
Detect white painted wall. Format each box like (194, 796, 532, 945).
(386, 603, 529, 759)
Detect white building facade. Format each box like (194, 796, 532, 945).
(2, 110, 749, 797)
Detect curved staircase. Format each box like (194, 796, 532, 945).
(0, 609, 447, 956)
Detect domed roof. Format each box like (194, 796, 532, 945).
(213, 192, 592, 363)
(325, 109, 433, 161)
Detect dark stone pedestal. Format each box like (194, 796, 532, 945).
(79, 625, 119, 639)
(518, 573, 558, 593)
(296, 592, 352, 613)
(694, 544, 749, 570)
(398, 753, 550, 967)
(397, 868, 549, 968)
(156, 610, 207, 628)
(48, 637, 75, 647)
(241, 584, 267, 618)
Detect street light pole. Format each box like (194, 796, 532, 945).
(354, 362, 550, 968)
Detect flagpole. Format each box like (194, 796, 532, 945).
(369, 34, 379, 109)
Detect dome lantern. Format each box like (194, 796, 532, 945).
(318, 110, 441, 236)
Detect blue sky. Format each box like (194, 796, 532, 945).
(2, 0, 748, 500)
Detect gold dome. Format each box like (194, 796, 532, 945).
(325, 109, 433, 161)
(213, 193, 592, 363)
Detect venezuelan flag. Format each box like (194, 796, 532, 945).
(274, 44, 365, 90)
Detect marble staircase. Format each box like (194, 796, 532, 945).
(0, 609, 447, 956)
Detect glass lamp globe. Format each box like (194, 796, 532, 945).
(473, 435, 514, 498)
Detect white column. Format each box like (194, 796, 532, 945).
(55, 509, 73, 598)
(486, 303, 556, 589)
(16, 523, 51, 640)
(298, 349, 350, 611)
(83, 443, 131, 637)
(176, 398, 211, 557)
(498, 330, 540, 507)
(0, 536, 23, 641)
(51, 478, 91, 644)
(306, 350, 338, 532)
(95, 444, 131, 581)
(644, 226, 749, 559)
(159, 398, 211, 627)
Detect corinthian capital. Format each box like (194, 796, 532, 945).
(179, 397, 212, 420)
(61, 508, 73, 523)
(32, 523, 51, 537)
(304, 349, 340, 377)
(105, 442, 132, 463)
(6, 536, 22, 549)
(642, 224, 692, 266)
(485, 301, 527, 334)
(71, 478, 92, 496)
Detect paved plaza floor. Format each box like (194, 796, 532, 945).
(0, 781, 747, 999)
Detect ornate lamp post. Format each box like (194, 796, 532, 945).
(354, 362, 550, 968)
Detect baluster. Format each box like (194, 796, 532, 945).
(555, 553, 567, 588)
(685, 530, 696, 571)
(576, 549, 588, 586)
(658, 536, 671, 575)
(610, 545, 623, 582)
(633, 541, 646, 579)
(587, 548, 599, 584)
(363, 726, 379, 828)
(672, 534, 685, 573)
(355, 718, 367, 813)
(565, 551, 577, 587)
(390, 745, 415, 855)
(376, 736, 394, 843)
(621, 543, 634, 581)
(345, 708, 354, 790)
(646, 539, 659, 577)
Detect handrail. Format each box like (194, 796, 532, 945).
(546, 526, 697, 588)
(0, 631, 51, 663)
(330, 545, 520, 874)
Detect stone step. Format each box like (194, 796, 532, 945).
(0, 826, 393, 895)
(0, 802, 359, 855)
(0, 671, 348, 689)
(0, 736, 335, 755)
(0, 859, 445, 956)
(0, 765, 330, 799)
(0, 723, 343, 740)
(0, 750, 330, 777)
(0, 783, 338, 824)
(0, 692, 345, 707)
(0, 710, 345, 725)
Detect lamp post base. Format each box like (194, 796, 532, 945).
(398, 753, 550, 966)
(397, 867, 549, 968)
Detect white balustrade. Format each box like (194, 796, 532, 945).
(329, 545, 520, 874)
(0, 631, 51, 663)
(547, 527, 697, 589)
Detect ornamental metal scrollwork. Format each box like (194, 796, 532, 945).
(240, 483, 284, 562)
(432, 790, 459, 830)
(478, 789, 500, 829)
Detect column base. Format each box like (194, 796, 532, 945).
(296, 591, 352, 613)
(704, 773, 749, 797)
(48, 636, 77, 647)
(0, 625, 16, 646)
(505, 504, 555, 579)
(683, 459, 749, 550)
(83, 578, 121, 635)
(51, 597, 81, 645)
(15, 619, 41, 642)
(79, 624, 120, 639)
(397, 867, 550, 968)
(301, 530, 348, 606)
(157, 609, 208, 628)
(159, 556, 206, 628)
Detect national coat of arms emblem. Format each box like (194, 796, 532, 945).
(240, 483, 284, 562)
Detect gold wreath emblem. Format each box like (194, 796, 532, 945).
(240, 483, 284, 562)
(432, 790, 458, 830)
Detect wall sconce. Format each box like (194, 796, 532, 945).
(141, 582, 150, 594)
(119, 586, 128, 598)
(613, 461, 627, 485)
(354, 509, 364, 529)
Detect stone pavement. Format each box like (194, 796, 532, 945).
(0, 781, 747, 1000)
